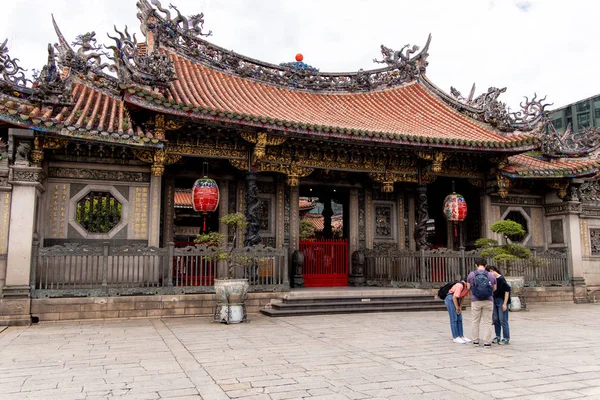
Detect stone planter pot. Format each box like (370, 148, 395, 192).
(214, 278, 249, 324)
(505, 276, 525, 312)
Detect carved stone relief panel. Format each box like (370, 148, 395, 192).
(550, 219, 565, 244)
(45, 181, 70, 239)
(130, 187, 149, 240)
(0, 192, 11, 254)
(590, 228, 600, 255)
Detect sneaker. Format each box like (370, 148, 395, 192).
(461, 336, 472, 343)
(483, 343, 492, 349)
(492, 336, 500, 344)
(472, 340, 480, 346)
(499, 338, 510, 345)
(453, 337, 466, 344)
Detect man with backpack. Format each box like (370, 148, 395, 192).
(467, 258, 497, 349)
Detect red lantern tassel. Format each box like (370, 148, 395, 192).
(454, 222, 458, 238)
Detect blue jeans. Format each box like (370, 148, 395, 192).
(493, 297, 510, 339)
(445, 294, 463, 338)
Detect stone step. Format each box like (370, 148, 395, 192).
(272, 299, 443, 311)
(282, 294, 435, 304)
(261, 303, 446, 317)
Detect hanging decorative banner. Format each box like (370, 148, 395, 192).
(192, 177, 220, 232)
(443, 192, 467, 237)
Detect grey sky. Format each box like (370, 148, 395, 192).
(1, 0, 596, 109)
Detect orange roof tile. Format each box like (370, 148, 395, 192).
(123, 50, 537, 151)
(503, 154, 600, 178)
(0, 80, 159, 145)
(302, 214, 343, 231)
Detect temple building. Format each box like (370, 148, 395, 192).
(1, 1, 600, 324)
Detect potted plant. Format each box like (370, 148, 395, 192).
(195, 213, 250, 323)
(475, 220, 531, 311)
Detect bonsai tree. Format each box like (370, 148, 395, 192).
(299, 220, 316, 240)
(475, 219, 531, 274)
(194, 213, 248, 279)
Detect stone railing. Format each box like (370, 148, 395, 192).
(31, 242, 289, 298)
(358, 248, 570, 288)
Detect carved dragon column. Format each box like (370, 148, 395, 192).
(414, 165, 429, 250)
(244, 172, 261, 247)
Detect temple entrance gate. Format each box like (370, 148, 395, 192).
(299, 239, 349, 287)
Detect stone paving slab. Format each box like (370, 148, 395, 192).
(1, 303, 600, 399)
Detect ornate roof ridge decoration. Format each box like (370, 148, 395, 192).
(138, 1, 431, 93)
(538, 119, 600, 159)
(501, 153, 600, 179)
(0, 38, 31, 89)
(52, 15, 113, 77)
(106, 25, 176, 89)
(423, 77, 552, 134)
(29, 44, 73, 107)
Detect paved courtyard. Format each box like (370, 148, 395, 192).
(1, 303, 600, 400)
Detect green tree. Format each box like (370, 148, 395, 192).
(475, 219, 531, 274)
(194, 213, 249, 279)
(299, 220, 316, 240)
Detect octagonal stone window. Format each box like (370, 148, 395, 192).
(504, 210, 529, 243)
(75, 191, 122, 233)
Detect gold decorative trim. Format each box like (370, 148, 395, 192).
(547, 180, 570, 199)
(497, 175, 511, 198)
(229, 159, 313, 186)
(241, 132, 287, 162)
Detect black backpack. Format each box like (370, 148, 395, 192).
(437, 280, 459, 299)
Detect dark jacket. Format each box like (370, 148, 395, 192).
(493, 275, 511, 301)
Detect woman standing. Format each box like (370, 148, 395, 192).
(486, 265, 511, 345)
(445, 280, 471, 344)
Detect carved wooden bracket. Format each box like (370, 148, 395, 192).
(240, 132, 287, 162)
(497, 174, 511, 198)
(229, 159, 312, 186)
(30, 137, 44, 166)
(151, 114, 184, 140)
(547, 180, 570, 199)
(417, 151, 449, 173)
(133, 148, 182, 176)
(369, 171, 435, 192)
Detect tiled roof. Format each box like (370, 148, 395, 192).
(302, 214, 343, 231)
(299, 200, 316, 211)
(124, 50, 537, 151)
(174, 189, 193, 208)
(503, 154, 600, 178)
(0, 80, 159, 145)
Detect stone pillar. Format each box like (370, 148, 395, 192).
(1, 164, 44, 326)
(563, 201, 587, 302)
(244, 172, 261, 247)
(148, 174, 162, 247)
(276, 178, 285, 248)
(162, 176, 175, 247)
(397, 192, 405, 249)
(0, 169, 11, 298)
(480, 194, 493, 239)
(218, 179, 229, 239)
(289, 185, 300, 253)
(365, 188, 373, 249)
(408, 191, 416, 250)
(349, 189, 359, 255)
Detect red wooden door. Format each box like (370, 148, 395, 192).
(299, 239, 349, 287)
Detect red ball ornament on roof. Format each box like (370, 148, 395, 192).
(295, 53, 303, 62)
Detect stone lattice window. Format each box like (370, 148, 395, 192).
(591, 229, 600, 255)
(75, 191, 122, 233)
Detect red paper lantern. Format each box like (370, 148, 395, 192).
(192, 177, 220, 232)
(443, 193, 467, 237)
(295, 53, 303, 62)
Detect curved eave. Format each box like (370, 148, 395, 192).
(124, 89, 538, 153)
(501, 154, 600, 179)
(0, 82, 162, 147)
